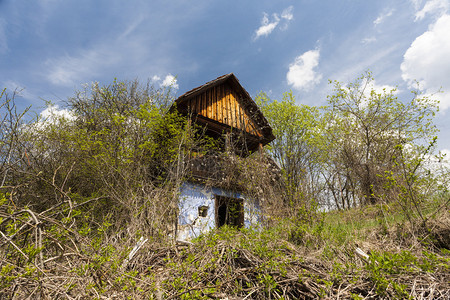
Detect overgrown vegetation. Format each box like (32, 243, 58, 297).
(0, 74, 449, 298)
(256, 72, 446, 213)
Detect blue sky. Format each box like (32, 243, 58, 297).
(1, 0, 450, 153)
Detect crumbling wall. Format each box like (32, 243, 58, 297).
(177, 182, 261, 242)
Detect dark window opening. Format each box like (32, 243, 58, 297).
(215, 195, 244, 228)
(198, 205, 209, 217)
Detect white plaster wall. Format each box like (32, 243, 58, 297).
(177, 182, 261, 242)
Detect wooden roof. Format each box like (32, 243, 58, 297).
(174, 73, 275, 153)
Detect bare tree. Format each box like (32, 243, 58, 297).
(0, 88, 30, 188)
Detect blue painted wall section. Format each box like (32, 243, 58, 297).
(177, 181, 261, 242)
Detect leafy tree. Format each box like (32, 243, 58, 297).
(256, 91, 325, 211)
(15, 79, 197, 235)
(323, 72, 439, 208)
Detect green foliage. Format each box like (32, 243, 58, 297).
(0, 190, 448, 298)
(1, 74, 448, 299)
(324, 72, 440, 209)
(256, 72, 443, 218)
(14, 80, 201, 238)
(364, 249, 449, 299)
(255, 91, 325, 213)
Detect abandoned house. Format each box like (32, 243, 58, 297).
(173, 73, 276, 241)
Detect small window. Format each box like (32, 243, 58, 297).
(198, 205, 209, 217)
(215, 195, 244, 228)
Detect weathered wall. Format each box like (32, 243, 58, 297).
(183, 83, 261, 137)
(177, 182, 261, 242)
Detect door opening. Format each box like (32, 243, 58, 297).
(215, 195, 244, 228)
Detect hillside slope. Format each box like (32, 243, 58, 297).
(1, 194, 448, 299)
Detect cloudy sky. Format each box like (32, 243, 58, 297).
(1, 0, 449, 153)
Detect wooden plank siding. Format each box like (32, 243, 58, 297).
(185, 83, 261, 137)
(173, 73, 275, 155)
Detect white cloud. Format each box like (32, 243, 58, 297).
(253, 6, 293, 40)
(415, 0, 449, 20)
(2, 80, 38, 101)
(401, 14, 450, 110)
(361, 78, 398, 97)
(374, 9, 394, 25)
(44, 10, 182, 88)
(118, 15, 145, 40)
(40, 105, 75, 121)
(336, 77, 398, 110)
(26, 105, 75, 134)
(281, 6, 294, 21)
(151, 74, 178, 90)
(161, 74, 179, 90)
(254, 13, 279, 39)
(410, 0, 423, 10)
(46, 49, 114, 86)
(3, 80, 24, 93)
(361, 37, 377, 44)
(286, 49, 322, 91)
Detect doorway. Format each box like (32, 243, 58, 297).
(215, 195, 244, 228)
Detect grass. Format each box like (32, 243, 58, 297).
(144, 195, 450, 299)
(1, 193, 449, 299)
